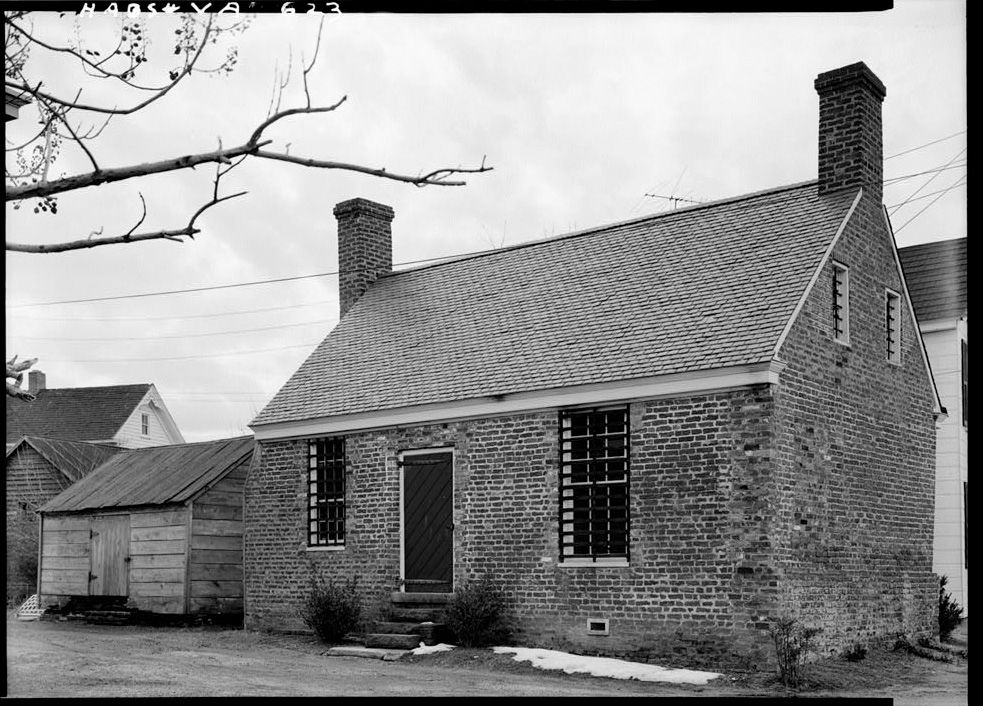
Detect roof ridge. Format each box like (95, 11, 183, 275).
(119, 435, 253, 452)
(386, 179, 821, 277)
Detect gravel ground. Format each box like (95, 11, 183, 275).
(4, 613, 968, 700)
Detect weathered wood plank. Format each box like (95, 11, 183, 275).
(189, 596, 244, 613)
(40, 569, 89, 584)
(41, 543, 89, 558)
(194, 489, 241, 506)
(191, 503, 243, 521)
(42, 529, 90, 545)
(130, 567, 185, 584)
(131, 525, 186, 542)
(40, 556, 89, 571)
(189, 535, 240, 551)
(189, 549, 240, 565)
(188, 564, 242, 582)
(129, 581, 184, 597)
(128, 595, 184, 614)
(129, 554, 185, 569)
(191, 519, 242, 537)
(189, 580, 242, 598)
(129, 539, 186, 555)
(42, 516, 90, 532)
(129, 508, 187, 528)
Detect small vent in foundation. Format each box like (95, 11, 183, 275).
(587, 618, 609, 636)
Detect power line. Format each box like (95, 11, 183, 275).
(883, 162, 967, 185)
(888, 147, 966, 216)
(5, 299, 335, 322)
(13, 317, 333, 342)
(886, 182, 967, 209)
(893, 175, 967, 235)
(884, 129, 967, 161)
(40, 341, 320, 363)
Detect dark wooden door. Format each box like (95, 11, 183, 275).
(89, 515, 130, 596)
(402, 452, 453, 593)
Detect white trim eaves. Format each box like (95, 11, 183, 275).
(772, 188, 863, 356)
(145, 385, 186, 444)
(251, 360, 786, 441)
(881, 207, 945, 418)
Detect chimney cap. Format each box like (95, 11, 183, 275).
(815, 62, 886, 100)
(333, 198, 395, 221)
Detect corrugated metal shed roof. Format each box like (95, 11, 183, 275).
(6, 384, 151, 443)
(6, 436, 123, 484)
(39, 436, 254, 513)
(252, 181, 859, 427)
(898, 238, 967, 323)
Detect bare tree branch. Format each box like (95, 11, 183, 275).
(255, 149, 493, 186)
(6, 356, 38, 401)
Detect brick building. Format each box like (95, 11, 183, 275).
(245, 63, 943, 665)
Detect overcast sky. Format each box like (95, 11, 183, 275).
(5, 2, 967, 442)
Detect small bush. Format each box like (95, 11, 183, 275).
(938, 575, 964, 642)
(768, 616, 821, 689)
(843, 643, 867, 662)
(445, 578, 515, 647)
(298, 571, 362, 644)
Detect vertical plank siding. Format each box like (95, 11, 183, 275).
(188, 460, 246, 614)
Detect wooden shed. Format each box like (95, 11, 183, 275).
(36, 436, 253, 617)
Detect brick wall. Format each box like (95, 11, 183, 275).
(246, 389, 782, 668)
(772, 194, 938, 656)
(334, 198, 393, 317)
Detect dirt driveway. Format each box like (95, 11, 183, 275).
(4, 614, 968, 700)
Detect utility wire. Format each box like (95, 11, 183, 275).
(893, 175, 967, 235)
(40, 341, 321, 363)
(5, 299, 335, 322)
(10, 159, 967, 311)
(885, 182, 967, 209)
(885, 129, 966, 161)
(13, 317, 333, 342)
(888, 147, 966, 216)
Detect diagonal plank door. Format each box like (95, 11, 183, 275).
(402, 452, 453, 593)
(89, 515, 130, 596)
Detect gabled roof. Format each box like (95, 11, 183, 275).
(252, 181, 860, 427)
(6, 384, 152, 444)
(39, 436, 254, 513)
(898, 238, 967, 323)
(6, 436, 122, 484)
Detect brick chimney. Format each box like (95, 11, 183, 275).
(28, 369, 46, 395)
(334, 198, 394, 317)
(815, 62, 886, 204)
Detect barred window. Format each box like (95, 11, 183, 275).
(832, 261, 850, 344)
(885, 289, 901, 363)
(559, 407, 630, 562)
(307, 437, 346, 547)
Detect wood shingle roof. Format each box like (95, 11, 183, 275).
(252, 181, 860, 427)
(5, 384, 152, 444)
(5, 436, 122, 484)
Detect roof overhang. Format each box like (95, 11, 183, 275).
(251, 359, 786, 441)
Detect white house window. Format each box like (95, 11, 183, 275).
(308, 437, 346, 547)
(140, 413, 149, 435)
(559, 407, 629, 562)
(885, 289, 901, 364)
(832, 261, 850, 344)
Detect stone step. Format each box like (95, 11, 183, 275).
(374, 621, 421, 635)
(391, 591, 455, 605)
(389, 607, 447, 623)
(363, 633, 422, 650)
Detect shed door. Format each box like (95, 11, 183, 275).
(89, 515, 130, 596)
(402, 452, 453, 593)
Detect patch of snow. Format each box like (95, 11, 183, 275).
(411, 643, 455, 655)
(492, 647, 722, 685)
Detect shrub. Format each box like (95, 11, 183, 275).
(768, 616, 821, 689)
(843, 643, 867, 662)
(298, 571, 362, 644)
(938, 575, 964, 642)
(445, 578, 515, 647)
